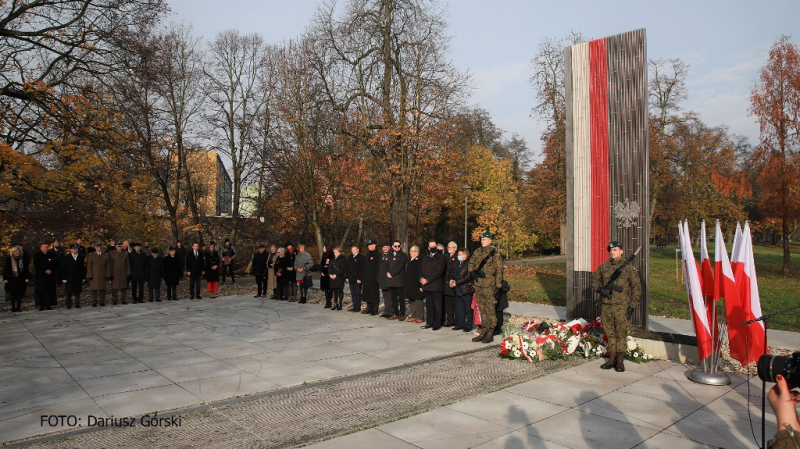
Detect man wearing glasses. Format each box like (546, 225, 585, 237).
(385, 240, 407, 319)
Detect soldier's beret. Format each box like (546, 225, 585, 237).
(607, 241, 622, 251)
(480, 232, 494, 239)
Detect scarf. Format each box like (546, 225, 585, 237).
(10, 256, 21, 277)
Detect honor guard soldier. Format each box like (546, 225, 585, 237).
(469, 232, 503, 343)
(591, 240, 642, 372)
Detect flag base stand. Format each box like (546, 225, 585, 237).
(688, 368, 730, 386)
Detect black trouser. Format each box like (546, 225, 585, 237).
(189, 274, 202, 298)
(348, 282, 362, 310)
(494, 309, 504, 334)
(165, 283, 177, 300)
(131, 279, 144, 303)
(35, 287, 55, 308)
(255, 274, 265, 296)
(221, 264, 235, 283)
(332, 289, 343, 308)
(148, 286, 161, 302)
(381, 289, 391, 315)
(10, 293, 23, 310)
(276, 277, 287, 300)
(284, 279, 296, 299)
(456, 294, 473, 329)
(66, 292, 81, 307)
(444, 295, 456, 325)
(424, 291, 443, 327)
(324, 289, 333, 307)
(299, 284, 308, 301)
(389, 287, 404, 316)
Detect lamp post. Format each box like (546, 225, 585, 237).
(462, 185, 471, 248)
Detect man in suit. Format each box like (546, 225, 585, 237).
(420, 240, 447, 330)
(186, 242, 205, 299)
(85, 242, 111, 307)
(129, 243, 148, 303)
(61, 244, 85, 309)
(443, 241, 458, 327)
(386, 240, 407, 320)
(34, 244, 57, 310)
(109, 242, 131, 305)
(361, 240, 381, 315)
(345, 245, 365, 312)
(378, 242, 392, 317)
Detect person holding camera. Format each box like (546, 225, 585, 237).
(764, 353, 800, 448)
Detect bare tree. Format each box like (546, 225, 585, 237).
(649, 57, 689, 228)
(204, 30, 268, 243)
(311, 0, 468, 247)
(157, 23, 208, 244)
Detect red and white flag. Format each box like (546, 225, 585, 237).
(715, 221, 745, 364)
(728, 222, 767, 365)
(699, 221, 716, 333)
(731, 222, 743, 273)
(679, 221, 713, 360)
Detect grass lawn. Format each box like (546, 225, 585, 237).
(505, 245, 800, 332)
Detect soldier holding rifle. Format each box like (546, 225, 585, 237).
(591, 241, 641, 372)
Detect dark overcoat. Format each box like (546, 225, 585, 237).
(387, 250, 407, 289)
(146, 255, 164, 286)
(420, 252, 447, 292)
(402, 256, 424, 301)
(162, 255, 182, 286)
(443, 253, 457, 296)
(345, 253, 365, 284)
(61, 253, 85, 294)
(33, 251, 57, 291)
(378, 251, 390, 290)
(3, 255, 30, 296)
(205, 251, 221, 282)
(186, 250, 206, 277)
(129, 251, 148, 280)
(362, 250, 380, 303)
(251, 251, 268, 276)
(328, 255, 347, 289)
(319, 251, 332, 291)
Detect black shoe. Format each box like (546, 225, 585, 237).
(75, 304, 81, 308)
(420, 325, 432, 329)
(361, 309, 370, 314)
(432, 327, 441, 331)
(156, 299, 162, 302)
(67, 305, 72, 309)
(92, 304, 98, 307)
(100, 303, 106, 306)
(121, 301, 127, 305)
(371, 311, 379, 316)
(197, 296, 202, 299)
(452, 326, 463, 331)
(463, 327, 474, 333)
(38, 307, 45, 311)
(46, 306, 53, 310)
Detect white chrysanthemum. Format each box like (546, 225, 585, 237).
(627, 339, 638, 351)
(512, 350, 521, 358)
(633, 352, 639, 358)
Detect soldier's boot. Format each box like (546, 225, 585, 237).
(481, 329, 495, 343)
(615, 353, 625, 372)
(601, 353, 616, 370)
(472, 328, 488, 342)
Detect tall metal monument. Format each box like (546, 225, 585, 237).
(564, 29, 649, 328)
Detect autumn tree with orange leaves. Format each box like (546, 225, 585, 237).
(750, 35, 800, 274)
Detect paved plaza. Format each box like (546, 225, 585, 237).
(1, 291, 794, 448)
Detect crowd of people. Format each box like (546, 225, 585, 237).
(2, 238, 239, 310)
(249, 232, 507, 344)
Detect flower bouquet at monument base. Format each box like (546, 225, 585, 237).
(499, 318, 611, 364)
(625, 335, 652, 363)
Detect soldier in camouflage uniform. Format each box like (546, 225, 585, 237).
(591, 241, 642, 372)
(469, 232, 504, 344)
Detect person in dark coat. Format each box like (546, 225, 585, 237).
(146, 249, 164, 302)
(283, 243, 297, 300)
(266, 245, 278, 299)
(220, 239, 236, 285)
(129, 243, 148, 303)
(49, 241, 65, 288)
(162, 247, 182, 300)
(73, 239, 87, 258)
(420, 240, 447, 330)
(205, 243, 221, 298)
(251, 244, 268, 298)
(345, 245, 365, 312)
(443, 241, 458, 327)
(361, 240, 381, 315)
(175, 241, 186, 278)
(386, 240, 407, 319)
(273, 247, 290, 300)
(186, 242, 205, 299)
(450, 248, 475, 332)
(61, 245, 85, 309)
(327, 247, 347, 311)
(319, 245, 333, 308)
(34, 244, 57, 310)
(3, 246, 30, 312)
(403, 245, 424, 322)
(378, 242, 391, 316)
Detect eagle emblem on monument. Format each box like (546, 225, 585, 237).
(613, 198, 641, 229)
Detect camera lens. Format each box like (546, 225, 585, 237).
(757, 354, 792, 383)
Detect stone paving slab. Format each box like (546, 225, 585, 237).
(0, 293, 491, 444)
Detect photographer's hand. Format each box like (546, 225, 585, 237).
(768, 375, 800, 433)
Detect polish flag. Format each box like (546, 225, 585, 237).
(731, 222, 743, 273)
(730, 222, 767, 365)
(699, 221, 717, 344)
(715, 221, 745, 364)
(679, 221, 713, 360)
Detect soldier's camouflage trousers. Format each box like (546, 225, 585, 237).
(476, 287, 496, 330)
(601, 303, 630, 354)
